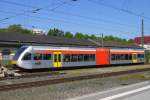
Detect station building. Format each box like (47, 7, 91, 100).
(134, 36, 150, 50)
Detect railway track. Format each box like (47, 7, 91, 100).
(1, 67, 150, 91)
(0, 71, 66, 80)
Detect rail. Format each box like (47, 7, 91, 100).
(0, 67, 150, 91)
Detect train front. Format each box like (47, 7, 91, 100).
(11, 46, 32, 69)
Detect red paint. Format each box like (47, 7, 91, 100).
(35, 50, 96, 54)
(96, 48, 110, 65)
(111, 52, 144, 54)
(134, 36, 150, 44)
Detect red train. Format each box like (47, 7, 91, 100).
(12, 46, 145, 69)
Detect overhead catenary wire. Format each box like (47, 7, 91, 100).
(0, 9, 138, 38)
(0, 9, 140, 38)
(88, 0, 150, 20)
(0, 0, 141, 38)
(0, 0, 139, 29)
(0, 0, 72, 22)
(0, 9, 138, 34)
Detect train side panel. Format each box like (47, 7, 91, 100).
(110, 49, 145, 65)
(96, 48, 110, 65)
(33, 46, 97, 68)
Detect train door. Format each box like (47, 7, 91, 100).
(132, 53, 138, 63)
(96, 48, 110, 65)
(53, 52, 62, 67)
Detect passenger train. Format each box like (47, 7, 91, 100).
(12, 46, 145, 69)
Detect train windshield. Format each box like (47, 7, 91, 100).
(13, 47, 27, 60)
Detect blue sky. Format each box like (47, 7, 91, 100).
(0, 0, 150, 39)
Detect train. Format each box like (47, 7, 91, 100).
(11, 46, 145, 69)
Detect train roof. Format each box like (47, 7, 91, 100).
(0, 32, 142, 49)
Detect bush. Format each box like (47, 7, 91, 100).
(145, 50, 150, 63)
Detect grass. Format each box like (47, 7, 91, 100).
(119, 74, 148, 80)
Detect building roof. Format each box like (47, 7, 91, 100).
(134, 36, 150, 44)
(0, 32, 97, 47)
(88, 39, 141, 48)
(0, 32, 141, 48)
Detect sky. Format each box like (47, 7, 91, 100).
(0, 0, 150, 39)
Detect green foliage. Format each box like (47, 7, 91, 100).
(74, 32, 85, 39)
(74, 33, 97, 40)
(119, 74, 146, 80)
(0, 24, 33, 34)
(48, 28, 64, 37)
(127, 39, 134, 43)
(0, 28, 7, 33)
(89, 34, 97, 40)
(146, 51, 150, 63)
(84, 34, 90, 39)
(102, 35, 134, 44)
(65, 32, 73, 38)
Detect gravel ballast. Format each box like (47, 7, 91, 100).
(0, 71, 150, 100)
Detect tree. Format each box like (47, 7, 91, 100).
(48, 28, 64, 37)
(84, 34, 90, 39)
(89, 34, 97, 40)
(0, 24, 33, 34)
(65, 32, 73, 38)
(74, 32, 85, 39)
(7, 24, 22, 32)
(128, 39, 134, 43)
(0, 28, 7, 33)
(146, 51, 150, 63)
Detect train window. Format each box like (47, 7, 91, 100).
(34, 53, 42, 60)
(63, 54, 71, 62)
(84, 54, 89, 61)
(22, 53, 31, 60)
(120, 54, 125, 60)
(13, 47, 27, 60)
(54, 54, 57, 62)
(125, 54, 128, 60)
(141, 54, 144, 58)
(129, 54, 132, 60)
(138, 54, 141, 59)
(119, 55, 121, 60)
(90, 54, 95, 61)
(117, 54, 122, 60)
(43, 54, 51, 60)
(114, 54, 117, 60)
(116, 54, 120, 60)
(78, 54, 84, 62)
(115, 55, 117, 60)
(111, 54, 115, 60)
(138, 54, 144, 58)
(58, 54, 61, 62)
(71, 54, 78, 62)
